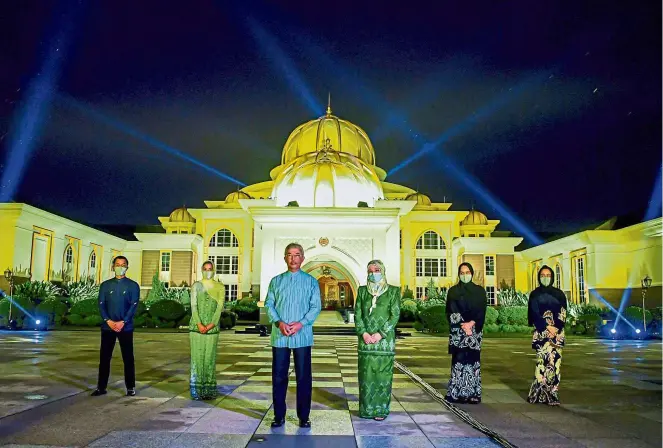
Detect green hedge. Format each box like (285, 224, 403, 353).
(148, 300, 186, 322)
(485, 307, 499, 325)
(35, 299, 69, 325)
(624, 306, 653, 326)
(417, 305, 448, 333)
(400, 300, 418, 322)
(574, 314, 602, 335)
(70, 299, 100, 318)
(497, 306, 528, 325)
(220, 310, 237, 329)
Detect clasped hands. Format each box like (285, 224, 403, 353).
(362, 332, 383, 344)
(546, 325, 558, 336)
(278, 321, 304, 337)
(106, 320, 125, 333)
(460, 321, 475, 336)
(197, 322, 216, 334)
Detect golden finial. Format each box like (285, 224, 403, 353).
(326, 92, 332, 116)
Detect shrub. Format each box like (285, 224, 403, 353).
(134, 315, 146, 328)
(14, 281, 60, 303)
(0, 296, 36, 326)
(70, 299, 101, 318)
(62, 278, 99, 303)
(574, 314, 601, 335)
(239, 297, 257, 307)
(417, 297, 446, 311)
(145, 274, 166, 305)
(220, 310, 237, 329)
(177, 314, 191, 327)
(418, 305, 448, 333)
(83, 315, 104, 326)
(624, 306, 652, 326)
(413, 321, 424, 332)
(515, 324, 532, 333)
(66, 314, 85, 326)
(161, 287, 191, 308)
(148, 300, 186, 322)
(35, 299, 68, 325)
(651, 306, 663, 322)
(499, 324, 515, 333)
(136, 301, 148, 317)
(230, 298, 259, 321)
(484, 323, 500, 333)
(485, 307, 499, 325)
(497, 288, 529, 307)
(400, 300, 418, 322)
(401, 286, 414, 301)
(497, 306, 528, 325)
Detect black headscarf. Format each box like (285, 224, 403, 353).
(527, 265, 568, 328)
(446, 262, 487, 333)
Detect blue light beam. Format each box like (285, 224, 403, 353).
(1, 4, 79, 202)
(57, 94, 246, 187)
(644, 166, 662, 221)
(246, 19, 324, 116)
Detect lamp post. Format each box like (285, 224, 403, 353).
(641, 275, 652, 331)
(3, 268, 13, 326)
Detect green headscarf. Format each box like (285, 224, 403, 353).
(366, 259, 388, 314)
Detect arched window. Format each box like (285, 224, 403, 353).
(555, 264, 562, 289)
(63, 245, 74, 280)
(416, 231, 445, 250)
(89, 251, 97, 272)
(209, 229, 239, 247)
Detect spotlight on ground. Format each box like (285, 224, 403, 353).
(610, 328, 617, 334)
(635, 329, 641, 334)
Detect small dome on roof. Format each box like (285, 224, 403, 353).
(169, 207, 195, 223)
(461, 210, 488, 226)
(405, 192, 432, 206)
(225, 191, 252, 203)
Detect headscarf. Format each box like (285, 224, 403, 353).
(446, 262, 486, 322)
(528, 265, 566, 326)
(366, 259, 388, 314)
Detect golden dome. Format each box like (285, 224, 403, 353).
(461, 210, 488, 226)
(225, 191, 252, 203)
(272, 150, 384, 208)
(281, 108, 376, 167)
(169, 207, 195, 223)
(406, 192, 432, 206)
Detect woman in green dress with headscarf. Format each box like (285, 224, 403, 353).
(355, 259, 401, 420)
(189, 261, 225, 400)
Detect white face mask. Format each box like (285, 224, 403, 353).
(459, 274, 472, 284)
(202, 271, 214, 280)
(114, 266, 127, 277)
(540, 277, 552, 287)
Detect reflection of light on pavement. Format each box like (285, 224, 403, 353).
(25, 394, 48, 400)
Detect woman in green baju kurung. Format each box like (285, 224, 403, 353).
(355, 259, 401, 420)
(189, 261, 225, 400)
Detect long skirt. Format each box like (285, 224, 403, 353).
(528, 342, 562, 404)
(358, 353, 395, 418)
(189, 332, 219, 400)
(445, 349, 481, 403)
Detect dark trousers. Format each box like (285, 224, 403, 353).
(272, 346, 312, 421)
(97, 330, 135, 391)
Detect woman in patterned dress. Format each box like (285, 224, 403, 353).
(355, 260, 401, 420)
(189, 261, 225, 400)
(527, 265, 567, 406)
(445, 262, 487, 404)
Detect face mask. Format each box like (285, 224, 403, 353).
(114, 266, 127, 277)
(459, 274, 472, 284)
(540, 277, 552, 287)
(203, 271, 214, 280)
(368, 273, 383, 283)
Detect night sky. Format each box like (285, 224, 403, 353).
(2, 1, 661, 237)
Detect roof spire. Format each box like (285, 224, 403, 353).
(326, 92, 332, 116)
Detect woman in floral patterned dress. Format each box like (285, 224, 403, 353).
(355, 260, 401, 420)
(445, 262, 487, 404)
(527, 265, 567, 405)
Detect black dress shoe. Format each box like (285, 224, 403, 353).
(90, 389, 107, 397)
(299, 419, 311, 428)
(271, 418, 285, 428)
(126, 388, 136, 396)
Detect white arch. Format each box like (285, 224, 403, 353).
(302, 246, 364, 290)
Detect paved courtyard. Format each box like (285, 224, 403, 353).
(0, 329, 660, 448)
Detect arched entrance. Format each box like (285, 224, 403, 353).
(304, 260, 358, 310)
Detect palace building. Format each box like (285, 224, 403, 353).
(0, 106, 660, 309)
